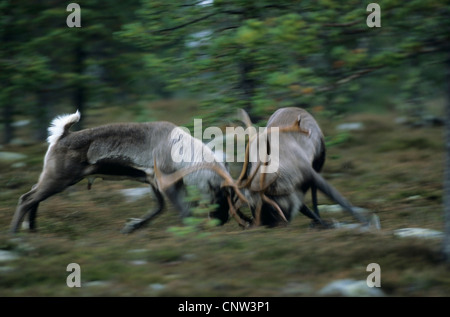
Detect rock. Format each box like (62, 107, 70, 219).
(128, 249, 148, 254)
(318, 205, 380, 230)
(181, 253, 197, 261)
(332, 222, 363, 230)
(395, 117, 408, 125)
(318, 204, 370, 215)
(149, 283, 166, 291)
(84, 281, 110, 287)
(336, 122, 364, 131)
(129, 260, 147, 266)
(0, 266, 15, 273)
(0, 250, 19, 262)
(0, 151, 27, 162)
(394, 228, 444, 240)
(12, 120, 31, 127)
(318, 204, 344, 213)
(119, 187, 152, 202)
(11, 162, 26, 169)
(9, 138, 33, 146)
(318, 279, 385, 297)
(8, 238, 34, 253)
(281, 282, 314, 295)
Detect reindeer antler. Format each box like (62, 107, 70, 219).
(236, 110, 310, 187)
(153, 159, 249, 205)
(235, 110, 312, 227)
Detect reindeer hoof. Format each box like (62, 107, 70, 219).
(121, 218, 143, 234)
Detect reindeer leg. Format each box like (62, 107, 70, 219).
(11, 175, 74, 233)
(299, 204, 320, 222)
(310, 183, 320, 218)
(299, 204, 332, 229)
(11, 188, 38, 233)
(253, 197, 263, 227)
(121, 184, 165, 234)
(312, 171, 369, 225)
(164, 180, 191, 219)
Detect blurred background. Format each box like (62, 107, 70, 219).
(0, 0, 450, 297)
(1, 0, 448, 141)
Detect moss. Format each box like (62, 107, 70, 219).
(0, 110, 447, 296)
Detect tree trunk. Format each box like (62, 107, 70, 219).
(2, 102, 14, 144)
(239, 60, 255, 116)
(443, 48, 450, 262)
(73, 43, 86, 130)
(237, 7, 258, 122)
(35, 90, 50, 142)
(1, 9, 13, 145)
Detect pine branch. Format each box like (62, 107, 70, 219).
(317, 67, 381, 92)
(157, 12, 218, 33)
(323, 19, 363, 27)
(317, 45, 442, 93)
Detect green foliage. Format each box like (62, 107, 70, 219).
(1, 0, 450, 142)
(116, 0, 450, 125)
(377, 137, 440, 152)
(1, 0, 161, 141)
(167, 185, 220, 238)
(325, 131, 351, 148)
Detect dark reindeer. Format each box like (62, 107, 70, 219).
(10, 111, 249, 234)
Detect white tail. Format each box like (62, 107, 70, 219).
(47, 110, 80, 146)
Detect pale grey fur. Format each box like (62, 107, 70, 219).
(10, 113, 228, 234)
(243, 107, 368, 226)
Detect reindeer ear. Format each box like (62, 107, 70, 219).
(293, 114, 302, 129)
(238, 108, 253, 128)
(292, 114, 311, 137)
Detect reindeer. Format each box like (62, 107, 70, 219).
(236, 107, 371, 227)
(267, 107, 327, 225)
(10, 111, 249, 234)
(237, 107, 326, 226)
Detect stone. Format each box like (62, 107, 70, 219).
(119, 187, 152, 202)
(318, 204, 370, 215)
(84, 281, 110, 287)
(394, 228, 444, 240)
(129, 260, 147, 266)
(0, 250, 18, 262)
(11, 162, 26, 169)
(318, 279, 385, 297)
(281, 282, 314, 295)
(149, 283, 166, 291)
(0, 151, 27, 162)
(12, 120, 31, 127)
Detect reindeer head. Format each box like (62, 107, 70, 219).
(153, 109, 311, 228)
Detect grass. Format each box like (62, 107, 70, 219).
(0, 101, 448, 296)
